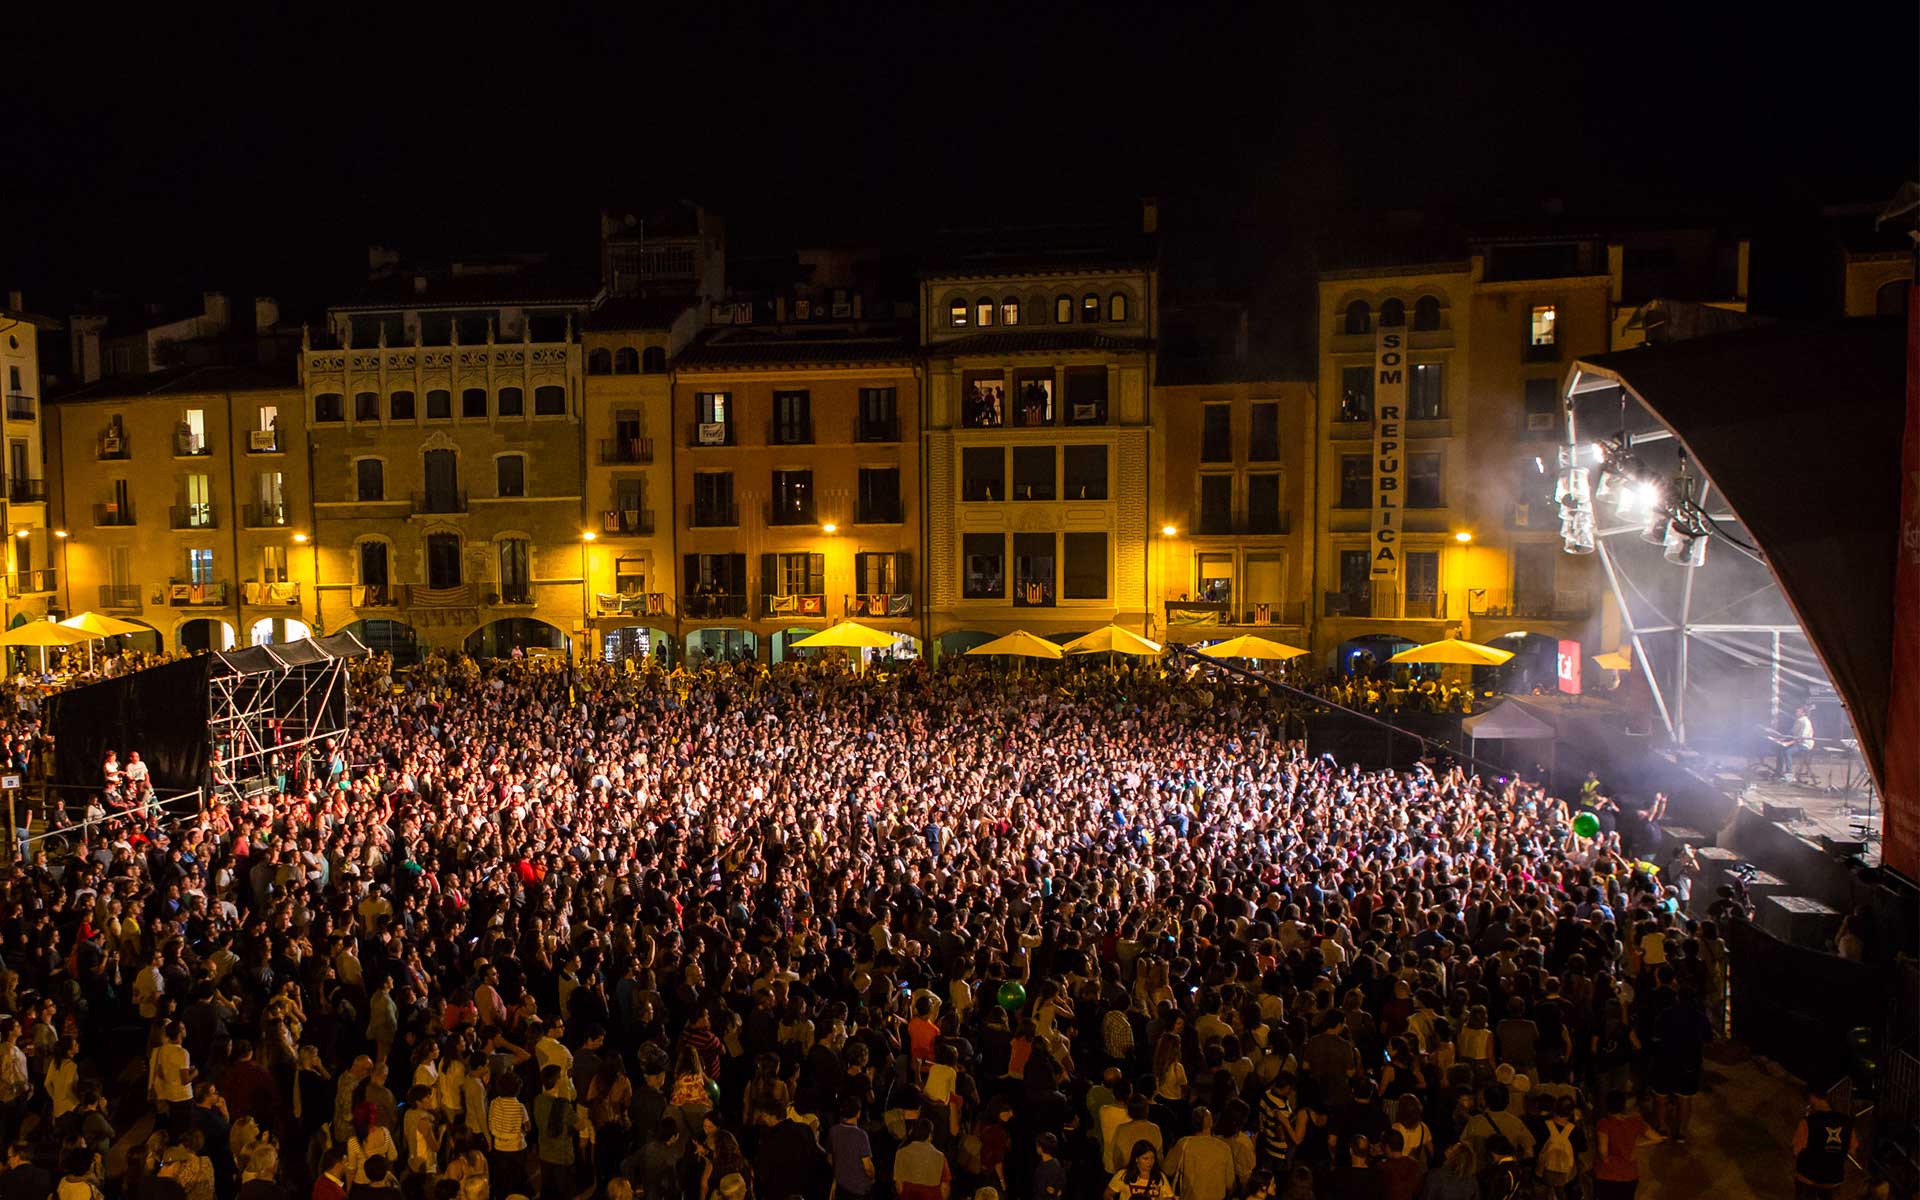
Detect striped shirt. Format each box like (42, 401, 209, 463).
(488, 1096, 529, 1151)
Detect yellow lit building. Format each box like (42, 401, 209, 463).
(0, 299, 56, 627)
(920, 235, 1158, 654)
(669, 324, 921, 661)
(579, 298, 696, 661)
(50, 365, 311, 650)
(1153, 378, 1315, 645)
(298, 272, 593, 659)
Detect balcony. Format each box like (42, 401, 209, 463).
(856, 416, 901, 443)
(495, 585, 534, 606)
(600, 509, 657, 536)
(1469, 588, 1593, 621)
(97, 583, 142, 609)
(241, 581, 302, 606)
(174, 433, 211, 457)
(97, 433, 130, 460)
(1322, 586, 1450, 620)
(768, 501, 817, 527)
(1403, 592, 1448, 620)
(846, 592, 913, 618)
(92, 502, 137, 527)
(246, 430, 282, 454)
(689, 420, 736, 447)
(411, 490, 469, 515)
(762, 592, 826, 618)
(353, 583, 397, 608)
(1323, 586, 1374, 617)
(769, 419, 814, 446)
(167, 579, 228, 606)
(1012, 580, 1054, 608)
(1165, 599, 1308, 628)
(682, 592, 747, 619)
(4, 393, 34, 422)
(689, 502, 738, 528)
(170, 503, 218, 530)
(598, 437, 655, 465)
(245, 502, 291, 528)
(7, 477, 46, 504)
(3, 569, 56, 599)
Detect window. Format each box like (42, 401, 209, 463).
(1338, 549, 1370, 607)
(389, 390, 415, 421)
(1064, 367, 1108, 424)
(614, 556, 645, 595)
(1529, 304, 1558, 356)
(498, 538, 531, 604)
(423, 449, 460, 511)
(1011, 446, 1055, 500)
(1515, 543, 1556, 610)
(857, 467, 901, 523)
(1523, 377, 1559, 436)
(1344, 300, 1371, 334)
(1081, 293, 1100, 322)
(496, 386, 523, 417)
(497, 455, 526, 498)
(642, 346, 667, 372)
(766, 551, 823, 599)
(1409, 362, 1444, 420)
(855, 551, 905, 599)
(1339, 366, 1373, 422)
(683, 552, 747, 615)
(1063, 532, 1107, 599)
(1108, 292, 1128, 322)
(178, 408, 207, 455)
(356, 459, 384, 502)
(1338, 455, 1370, 508)
(773, 390, 812, 444)
(359, 542, 388, 593)
(461, 388, 487, 419)
(1413, 295, 1442, 331)
(181, 473, 214, 528)
(695, 391, 732, 443)
(426, 389, 451, 419)
(963, 533, 1004, 599)
(1012, 370, 1054, 426)
(857, 387, 898, 441)
(354, 392, 380, 421)
(1199, 474, 1233, 534)
(975, 298, 994, 327)
(1379, 298, 1406, 327)
(962, 447, 1004, 501)
(4, 367, 16, 392)
(1249, 402, 1279, 461)
(315, 392, 343, 422)
(1201, 404, 1232, 462)
(1063, 444, 1108, 500)
(256, 405, 279, 445)
(1197, 553, 1233, 607)
(692, 472, 735, 526)
(1000, 297, 1019, 325)
(256, 471, 286, 525)
(187, 548, 215, 586)
(1247, 472, 1283, 533)
(534, 385, 565, 416)
(426, 533, 461, 589)
(1014, 533, 1055, 605)
(1405, 551, 1439, 613)
(771, 469, 814, 524)
(613, 347, 640, 374)
(1408, 453, 1443, 508)
(1054, 295, 1073, 323)
(257, 544, 288, 585)
(587, 348, 612, 375)
(950, 300, 968, 327)
(1876, 280, 1911, 317)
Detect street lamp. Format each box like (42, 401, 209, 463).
(821, 523, 837, 535)
(579, 532, 596, 662)
(52, 530, 69, 615)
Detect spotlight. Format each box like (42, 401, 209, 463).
(1663, 519, 1707, 567)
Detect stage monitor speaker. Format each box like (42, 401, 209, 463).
(1758, 894, 1842, 949)
(1762, 800, 1805, 822)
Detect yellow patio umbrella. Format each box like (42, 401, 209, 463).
(1594, 648, 1632, 671)
(1388, 637, 1515, 666)
(59, 610, 155, 670)
(1062, 625, 1163, 656)
(965, 630, 1064, 659)
(0, 619, 95, 672)
(787, 621, 897, 650)
(1197, 634, 1309, 662)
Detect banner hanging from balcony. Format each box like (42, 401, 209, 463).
(1371, 325, 1407, 581)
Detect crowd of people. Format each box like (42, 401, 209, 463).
(0, 650, 1865, 1200)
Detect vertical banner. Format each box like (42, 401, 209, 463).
(1371, 326, 1407, 584)
(1883, 276, 1919, 882)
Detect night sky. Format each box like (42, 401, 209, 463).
(2, 2, 1913, 322)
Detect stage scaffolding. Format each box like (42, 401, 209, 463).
(207, 632, 368, 806)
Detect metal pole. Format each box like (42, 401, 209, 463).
(1771, 629, 1782, 727)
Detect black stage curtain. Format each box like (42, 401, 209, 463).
(47, 656, 210, 795)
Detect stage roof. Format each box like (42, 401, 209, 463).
(212, 632, 369, 677)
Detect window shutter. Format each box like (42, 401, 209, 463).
(729, 553, 747, 594)
(683, 555, 699, 594)
(808, 552, 825, 596)
(893, 550, 910, 595)
(760, 553, 778, 598)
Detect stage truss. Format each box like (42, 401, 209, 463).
(207, 638, 361, 806)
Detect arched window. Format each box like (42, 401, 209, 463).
(314, 393, 343, 423)
(1877, 279, 1911, 317)
(587, 348, 612, 375)
(461, 388, 488, 419)
(1082, 293, 1101, 322)
(1344, 300, 1371, 334)
(641, 346, 667, 373)
(425, 389, 451, 420)
(1379, 298, 1406, 327)
(613, 347, 640, 374)
(389, 390, 415, 421)
(1055, 295, 1074, 323)
(1413, 295, 1442, 331)
(1000, 297, 1020, 326)
(533, 385, 566, 416)
(950, 300, 968, 327)
(1108, 292, 1128, 322)
(976, 298, 994, 327)
(496, 386, 523, 417)
(354, 391, 380, 421)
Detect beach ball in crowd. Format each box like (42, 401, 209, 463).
(1572, 812, 1600, 839)
(706, 1079, 722, 1105)
(997, 981, 1027, 1012)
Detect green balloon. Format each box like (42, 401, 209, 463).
(997, 981, 1027, 1012)
(705, 1079, 722, 1105)
(1572, 812, 1600, 839)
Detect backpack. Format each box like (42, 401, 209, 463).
(1539, 1118, 1576, 1177)
(1482, 1161, 1528, 1200)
